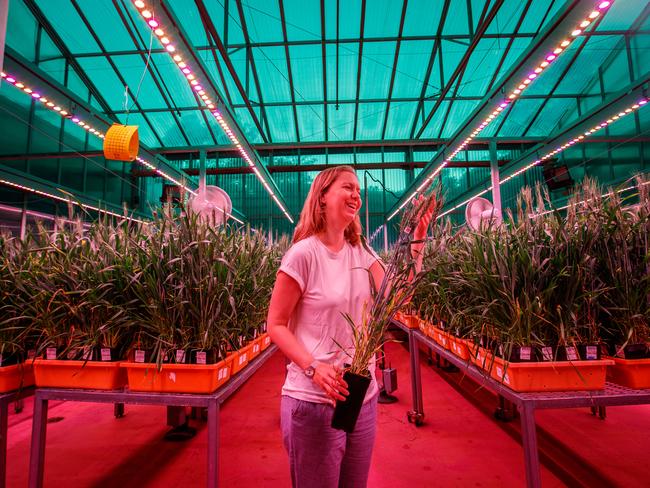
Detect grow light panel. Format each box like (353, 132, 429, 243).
(388, 0, 614, 222)
(0, 71, 195, 197)
(437, 96, 648, 220)
(130, 1, 293, 224)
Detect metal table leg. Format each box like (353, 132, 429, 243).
(28, 395, 49, 488)
(207, 400, 220, 487)
(0, 398, 8, 488)
(407, 329, 425, 426)
(519, 403, 542, 488)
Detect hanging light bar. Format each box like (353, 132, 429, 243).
(0, 177, 145, 223)
(1, 70, 196, 196)
(388, 0, 614, 222)
(437, 95, 647, 219)
(129, 1, 294, 223)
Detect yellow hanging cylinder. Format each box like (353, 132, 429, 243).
(103, 124, 139, 161)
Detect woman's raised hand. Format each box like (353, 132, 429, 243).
(312, 362, 349, 402)
(413, 194, 436, 242)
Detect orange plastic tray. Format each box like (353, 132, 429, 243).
(490, 355, 613, 392)
(449, 337, 470, 361)
(607, 357, 650, 389)
(260, 333, 272, 351)
(404, 314, 421, 329)
(431, 327, 451, 350)
(228, 345, 252, 375)
(248, 337, 263, 360)
(123, 360, 231, 394)
(0, 362, 35, 392)
(33, 359, 127, 390)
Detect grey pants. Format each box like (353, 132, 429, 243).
(280, 395, 378, 488)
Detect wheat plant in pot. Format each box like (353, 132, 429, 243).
(331, 189, 442, 432)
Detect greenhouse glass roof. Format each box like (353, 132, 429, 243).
(1, 0, 649, 237)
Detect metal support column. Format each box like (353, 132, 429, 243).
(207, 400, 220, 487)
(407, 329, 424, 426)
(0, 396, 7, 488)
(28, 396, 49, 488)
(20, 194, 28, 241)
(489, 139, 502, 214)
(0, 0, 8, 75)
(519, 403, 542, 488)
(199, 150, 207, 191)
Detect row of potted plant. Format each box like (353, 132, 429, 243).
(409, 175, 650, 390)
(0, 207, 284, 393)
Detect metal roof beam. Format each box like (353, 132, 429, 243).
(380, 0, 409, 140)
(134, 159, 511, 178)
(194, 0, 270, 144)
(352, 0, 366, 140)
(22, 0, 115, 118)
(39, 29, 647, 61)
(4, 49, 195, 192)
(108, 92, 599, 113)
(158, 1, 292, 221)
(278, 0, 301, 142)
(109, 0, 199, 147)
(386, 0, 608, 220)
(414, 0, 505, 140)
(409, 0, 451, 140)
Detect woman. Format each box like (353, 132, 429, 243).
(267, 165, 431, 488)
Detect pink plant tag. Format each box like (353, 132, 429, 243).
(176, 350, 186, 363)
(566, 347, 578, 361)
(101, 348, 112, 361)
(134, 350, 145, 363)
(196, 351, 207, 365)
(46, 347, 57, 360)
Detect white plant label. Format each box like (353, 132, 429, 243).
(520, 347, 531, 361)
(135, 350, 145, 363)
(542, 347, 553, 361)
(82, 347, 92, 360)
(586, 346, 598, 360)
(46, 347, 57, 360)
(176, 350, 186, 363)
(566, 347, 578, 361)
(101, 348, 112, 362)
(196, 352, 207, 365)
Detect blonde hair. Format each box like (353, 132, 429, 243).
(292, 165, 362, 246)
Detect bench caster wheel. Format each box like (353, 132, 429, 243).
(407, 411, 424, 426)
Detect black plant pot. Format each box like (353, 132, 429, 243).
(615, 343, 648, 360)
(504, 345, 534, 363)
(191, 349, 219, 365)
(130, 348, 154, 363)
(535, 345, 557, 362)
(331, 371, 371, 433)
(0, 351, 21, 367)
(577, 344, 601, 361)
(556, 345, 580, 361)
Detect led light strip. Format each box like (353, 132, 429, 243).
(388, 0, 614, 222)
(130, 0, 294, 224)
(437, 96, 648, 220)
(1, 70, 196, 197)
(0, 179, 145, 223)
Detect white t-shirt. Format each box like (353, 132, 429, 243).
(279, 235, 380, 405)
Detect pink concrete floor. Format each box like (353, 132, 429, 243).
(5, 341, 649, 487)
